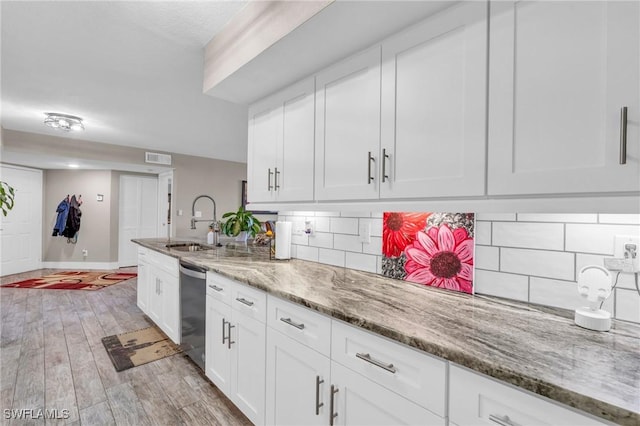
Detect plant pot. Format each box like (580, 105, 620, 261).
(235, 231, 248, 243)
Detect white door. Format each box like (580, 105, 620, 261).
(488, 0, 640, 195)
(118, 175, 158, 267)
(277, 78, 316, 202)
(247, 105, 279, 203)
(331, 362, 444, 426)
(0, 165, 42, 276)
(206, 296, 232, 395)
(380, 2, 487, 198)
(157, 171, 173, 239)
(230, 309, 266, 426)
(315, 46, 381, 201)
(266, 327, 331, 426)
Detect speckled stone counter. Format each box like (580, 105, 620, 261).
(134, 238, 640, 425)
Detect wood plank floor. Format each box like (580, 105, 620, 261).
(0, 269, 252, 426)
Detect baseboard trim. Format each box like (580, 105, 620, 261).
(41, 261, 121, 270)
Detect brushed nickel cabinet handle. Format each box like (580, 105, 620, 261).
(620, 106, 628, 165)
(268, 168, 274, 190)
(222, 318, 228, 345)
(367, 151, 375, 184)
(329, 385, 338, 426)
(355, 352, 397, 373)
(315, 376, 324, 415)
(227, 322, 235, 349)
(381, 148, 389, 183)
(208, 284, 223, 292)
(280, 317, 305, 330)
(489, 414, 517, 426)
(274, 167, 280, 190)
(235, 297, 254, 307)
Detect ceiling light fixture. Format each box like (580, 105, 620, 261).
(44, 112, 84, 131)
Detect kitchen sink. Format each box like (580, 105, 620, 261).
(165, 242, 214, 252)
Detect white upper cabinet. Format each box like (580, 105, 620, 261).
(247, 78, 315, 204)
(315, 46, 382, 201)
(380, 1, 487, 199)
(488, 0, 640, 195)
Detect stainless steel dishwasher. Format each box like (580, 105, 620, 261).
(179, 261, 207, 370)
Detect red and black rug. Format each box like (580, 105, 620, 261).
(1, 271, 137, 291)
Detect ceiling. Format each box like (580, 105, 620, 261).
(1, 0, 249, 166)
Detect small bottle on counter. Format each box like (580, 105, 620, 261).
(207, 226, 214, 245)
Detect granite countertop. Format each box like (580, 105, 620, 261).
(134, 238, 640, 425)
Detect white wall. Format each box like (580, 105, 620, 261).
(279, 211, 640, 324)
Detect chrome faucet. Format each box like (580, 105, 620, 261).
(190, 195, 218, 230)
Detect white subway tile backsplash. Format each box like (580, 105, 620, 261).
(575, 253, 636, 290)
(615, 289, 640, 323)
(319, 248, 345, 267)
(292, 211, 317, 217)
(501, 248, 574, 281)
(492, 222, 564, 250)
(599, 214, 640, 225)
(333, 234, 362, 252)
(341, 211, 371, 218)
(516, 214, 597, 223)
(376, 256, 383, 274)
(315, 211, 340, 217)
(296, 245, 319, 262)
(360, 218, 383, 237)
(330, 217, 359, 235)
(566, 224, 640, 255)
(529, 277, 582, 310)
(363, 237, 382, 255)
(291, 233, 309, 246)
(346, 252, 377, 273)
(476, 213, 516, 221)
(309, 232, 333, 249)
(314, 217, 331, 233)
(473, 270, 529, 301)
(372, 212, 383, 218)
(475, 246, 499, 271)
(476, 221, 492, 245)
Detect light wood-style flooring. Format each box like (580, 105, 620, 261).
(0, 269, 251, 425)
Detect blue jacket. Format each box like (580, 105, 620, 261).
(52, 198, 69, 236)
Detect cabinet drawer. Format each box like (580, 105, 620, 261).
(147, 250, 179, 277)
(267, 296, 331, 356)
(230, 280, 266, 323)
(331, 320, 446, 417)
(449, 365, 606, 426)
(138, 247, 149, 258)
(206, 272, 234, 305)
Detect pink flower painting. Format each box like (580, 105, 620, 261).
(381, 212, 475, 294)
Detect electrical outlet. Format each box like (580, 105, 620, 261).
(613, 235, 640, 272)
(82, 249, 88, 257)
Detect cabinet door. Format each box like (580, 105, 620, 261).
(265, 328, 331, 426)
(147, 271, 163, 325)
(488, 0, 639, 195)
(230, 310, 266, 426)
(277, 78, 316, 202)
(206, 297, 232, 395)
(315, 46, 382, 200)
(136, 259, 149, 314)
(247, 105, 279, 203)
(380, 2, 487, 199)
(160, 273, 180, 344)
(331, 362, 444, 426)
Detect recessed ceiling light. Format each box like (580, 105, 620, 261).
(44, 112, 84, 131)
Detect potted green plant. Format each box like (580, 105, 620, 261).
(221, 206, 261, 242)
(0, 181, 15, 216)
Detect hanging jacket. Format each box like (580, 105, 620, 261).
(52, 197, 69, 236)
(62, 195, 82, 240)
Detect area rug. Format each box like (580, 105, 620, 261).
(0, 271, 137, 291)
(101, 326, 182, 372)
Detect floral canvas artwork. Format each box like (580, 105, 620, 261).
(382, 212, 475, 294)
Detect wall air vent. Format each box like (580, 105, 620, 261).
(145, 152, 172, 165)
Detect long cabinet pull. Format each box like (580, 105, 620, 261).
(381, 148, 389, 183)
(280, 317, 305, 330)
(315, 376, 324, 415)
(488, 414, 517, 426)
(235, 297, 254, 307)
(227, 322, 235, 349)
(355, 352, 397, 374)
(274, 167, 280, 190)
(329, 385, 339, 426)
(267, 168, 274, 190)
(367, 151, 375, 184)
(222, 318, 229, 345)
(208, 284, 223, 292)
(620, 106, 628, 165)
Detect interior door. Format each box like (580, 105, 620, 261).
(118, 175, 158, 267)
(157, 170, 173, 239)
(0, 164, 43, 276)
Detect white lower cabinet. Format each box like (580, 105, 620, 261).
(205, 274, 266, 425)
(449, 365, 606, 426)
(136, 248, 150, 313)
